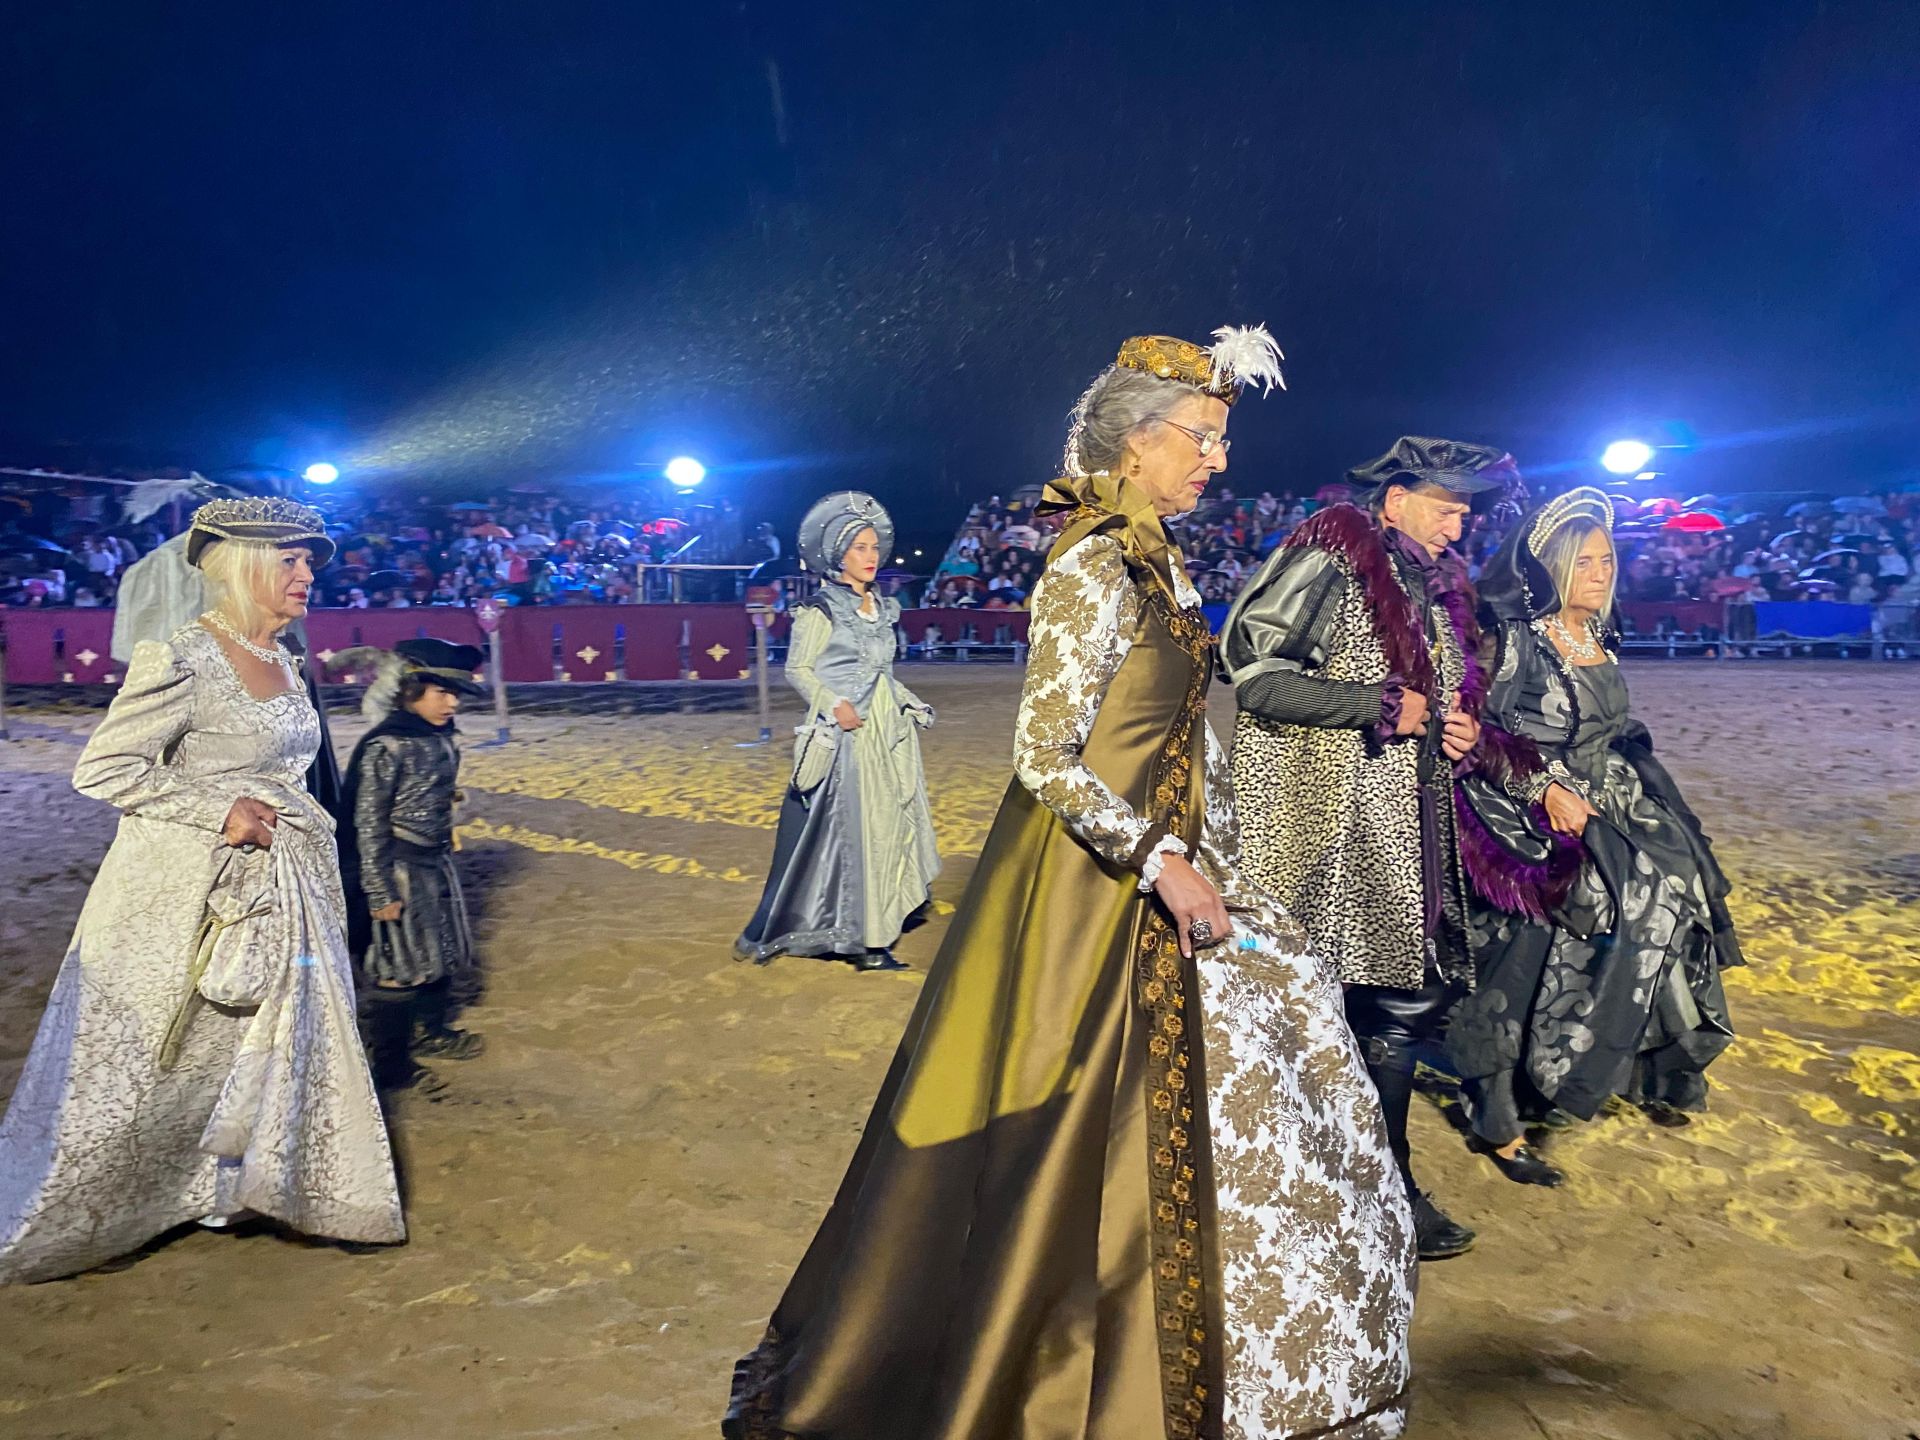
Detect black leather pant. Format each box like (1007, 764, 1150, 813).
(1345, 963, 1460, 1198)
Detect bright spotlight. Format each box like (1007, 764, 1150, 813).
(664, 456, 706, 489)
(1600, 440, 1654, 476)
(304, 462, 340, 485)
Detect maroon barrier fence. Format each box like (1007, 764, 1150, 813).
(0, 609, 120, 683)
(1617, 600, 1726, 634)
(758, 608, 1030, 648)
(898, 608, 1031, 646)
(0, 604, 753, 686)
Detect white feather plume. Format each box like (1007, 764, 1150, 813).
(1209, 324, 1287, 396)
(123, 474, 209, 524)
(330, 646, 409, 721)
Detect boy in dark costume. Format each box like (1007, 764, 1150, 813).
(338, 638, 488, 1091)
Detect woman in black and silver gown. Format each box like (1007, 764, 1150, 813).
(1449, 488, 1743, 1177)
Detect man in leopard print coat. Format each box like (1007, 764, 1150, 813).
(1221, 437, 1555, 1261)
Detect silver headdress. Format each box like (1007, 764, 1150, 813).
(797, 491, 895, 575)
(1527, 486, 1615, 558)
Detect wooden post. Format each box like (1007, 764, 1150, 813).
(473, 599, 509, 743)
(489, 627, 510, 743)
(754, 612, 772, 743)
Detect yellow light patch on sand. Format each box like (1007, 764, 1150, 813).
(459, 725, 1009, 853)
(456, 818, 759, 883)
(1849, 1045, 1920, 1104)
(1725, 887, 1920, 1017)
(1733, 1028, 1833, 1074)
(1550, 1106, 1920, 1270)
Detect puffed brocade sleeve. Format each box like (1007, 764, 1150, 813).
(1013, 533, 1167, 870)
(72, 638, 254, 833)
(783, 606, 842, 718)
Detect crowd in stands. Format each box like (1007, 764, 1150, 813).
(925, 486, 1920, 615)
(4, 473, 1918, 620)
(0, 482, 781, 610)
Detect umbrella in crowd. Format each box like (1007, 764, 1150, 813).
(471, 523, 513, 539)
(1832, 496, 1887, 516)
(1664, 512, 1726, 533)
(1810, 548, 1861, 565)
(1785, 500, 1831, 518)
(363, 570, 411, 590)
(447, 501, 491, 512)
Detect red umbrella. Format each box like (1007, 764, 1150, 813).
(1644, 497, 1685, 517)
(1664, 512, 1726, 533)
(471, 523, 512, 539)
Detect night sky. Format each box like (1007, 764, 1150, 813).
(4, 2, 1916, 550)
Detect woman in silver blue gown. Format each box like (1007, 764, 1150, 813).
(735, 492, 940, 972)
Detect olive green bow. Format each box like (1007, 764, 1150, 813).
(1037, 471, 1185, 604)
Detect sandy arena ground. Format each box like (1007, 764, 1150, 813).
(1, 661, 1917, 1440)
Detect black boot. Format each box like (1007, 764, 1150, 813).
(1363, 1033, 1476, 1260)
(414, 976, 486, 1060)
(854, 949, 908, 973)
(1411, 1192, 1477, 1260)
(365, 985, 424, 1091)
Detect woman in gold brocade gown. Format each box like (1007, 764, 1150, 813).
(724, 330, 1415, 1440)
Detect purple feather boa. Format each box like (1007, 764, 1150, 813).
(1289, 504, 1572, 917)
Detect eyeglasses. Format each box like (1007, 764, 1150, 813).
(1160, 419, 1230, 458)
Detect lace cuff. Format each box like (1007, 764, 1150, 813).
(1539, 759, 1589, 805)
(1137, 832, 1191, 893)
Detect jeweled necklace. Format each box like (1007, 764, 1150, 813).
(1540, 613, 1602, 662)
(207, 610, 297, 668)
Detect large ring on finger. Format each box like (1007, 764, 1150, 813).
(1187, 918, 1214, 946)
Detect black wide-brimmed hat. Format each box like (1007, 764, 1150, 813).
(395, 637, 487, 696)
(1348, 436, 1520, 508)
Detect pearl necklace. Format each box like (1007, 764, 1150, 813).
(1540, 614, 1602, 663)
(207, 611, 298, 668)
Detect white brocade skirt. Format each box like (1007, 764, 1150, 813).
(0, 814, 404, 1284)
(1197, 900, 1416, 1439)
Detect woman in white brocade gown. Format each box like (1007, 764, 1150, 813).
(0, 498, 404, 1284)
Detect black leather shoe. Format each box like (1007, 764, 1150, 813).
(1412, 1193, 1476, 1260)
(1639, 1100, 1692, 1129)
(1472, 1137, 1566, 1187)
(854, 950, 909, 973)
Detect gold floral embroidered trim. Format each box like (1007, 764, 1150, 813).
(1135, 586, 1221, 1440)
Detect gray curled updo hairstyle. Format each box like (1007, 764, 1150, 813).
(1059, 326, 1285, 477)
(1061, 368, 1201, 478)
